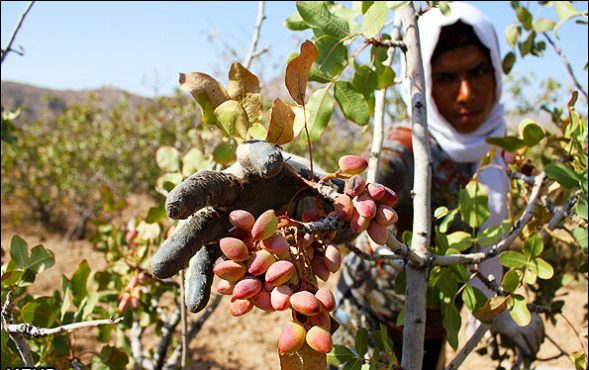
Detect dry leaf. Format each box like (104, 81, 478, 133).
(291, 105, 309, 138)
(179, 72, 229, 126)
(228, 62, 263, 124)
(213, 100, 250, 140)
(266, 98, 295, 145)
(285, 40, 318, 105)
(279, 343, 327, 370)
(474, 295, 509, 322)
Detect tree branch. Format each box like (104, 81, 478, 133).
(243, 1, 267, 69)
(4, 317, 123, 337)
(1, 292, 34, 366)
(433, 172, 547, 267)
(542, 32, 588, 104)
(153, 307, 182, 370)
(398, 3, 432, 368)
(445, 323, 491, 370)
(1, 1, 35, 65)
(131, 320, 155, 370)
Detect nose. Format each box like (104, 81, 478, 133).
(457, 78, 472, 103)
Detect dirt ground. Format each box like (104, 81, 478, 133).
(1, 199, 587, 370)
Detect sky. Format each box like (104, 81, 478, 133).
(1, 1, 588, 107)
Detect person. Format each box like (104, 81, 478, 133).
(150, 1, 544, 368)
(332, 2, 544, 368)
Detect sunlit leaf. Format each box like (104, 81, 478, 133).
(529, 257, 554, 280)
(227, 62, 263, 125)
(363, 1, 387, 38)
(22, 297, 58, 327)
(27, 245, 55, 274)
(518, 119, 545, 147)
(505, 24, 519, 48)
(266, 99, 295, 145)
(9, 235, 28, 270)
(501, 269, 521, 294)
(509, 294, 531, 326)
(545, 163, 579, 188)
(459, 181, 490, 229)
(182, 148, 208, 178)
(285, 11, 310, 31)
(442, 302, 461, 350)
(214, 100, 250, 140)
(156, 146, 180, 172)
(462, 286, 487, 313)
(571, 351, 588, 370)
(334, 81, 370, 125)
(533, 18, 556, 32)
(285, 40, 318, 105)
(296, 2, 350, 40)
(434, 206, 449, 219)
(156, 173, 183, 194)
(309, 35, 348, 83)
(499, 251, 527, 268)
(326, 345, 357, 365)
(477, 220, 511, 247)
(146, 203, 166, 224)
(501, 51, 517, 74)
(307, 87, 334, 142)
(71, 260, 90, 307)
(522, 233, 543, 259)
(137, 221, 161, 242)
(572, 227, 588, 252)
(446, 231, 473, 251)
(213, 141, 237, 165)
(439, 209, 458, 233)
(248, 122, 267, 140)
(179, 72, 229, 127)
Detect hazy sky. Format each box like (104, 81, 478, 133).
(1, 1, 587, 104)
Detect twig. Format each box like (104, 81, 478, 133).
(153, 307, 182, 370)
(542, 32, 588, 104)
(344, 242, 405, 264)
(180, 269, 187, 370)
(1, 1, 35, 64)
(164, 294, 223, 370)
(445, 323, 491, 370)
(1, 292, 34, 366)
(540, 190, 580, 239)
(243, 0, 267, 69)
(131, 321, 155, 370)
(4, 317, 123, 337)
(433, 172, 547, 266)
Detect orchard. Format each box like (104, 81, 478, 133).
(1, 2, 587, 370)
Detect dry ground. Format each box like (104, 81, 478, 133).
(1, 198, 587, 370)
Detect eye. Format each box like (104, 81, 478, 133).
(433, 72, 455, 83)
(471, 63, 492, 76)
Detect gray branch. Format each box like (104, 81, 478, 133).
(1, 1, 35, 64)
(445, 323, 491, 370)
(1, 292, 34, 366)
(243, 1, 268, 69)
(5, 317, 123, 337)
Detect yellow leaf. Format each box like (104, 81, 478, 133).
(179, 72, 229, 126)
(228, 62, 263, 124)
(266, 99, 295, 145)
(285, 40, 318, 105)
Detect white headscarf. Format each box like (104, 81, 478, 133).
(403, 2, 510, 293)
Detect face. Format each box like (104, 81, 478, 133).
(431, 45, 496, 134)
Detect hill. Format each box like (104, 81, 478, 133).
(1, 80, 151, 123)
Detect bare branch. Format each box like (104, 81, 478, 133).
(131, 321, 155, 370)
(445, 323, 491, 370)
(243, 1, 267, 69)
(1, 292, 34, 366)
(5, 317, 123, 337)
(540, 190, 580, 239)
(1, 1, 35, 65)
(180, 269, 188, 369)
(543, 32, 588, 104)
(153, 307, 182, 370)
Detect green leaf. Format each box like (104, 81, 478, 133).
(387, 2, 410, 11)
(296, 2, 350, 40)
(27, 245, 55, 274)
(214, 100, 250, 141)
(355, 327, 369, 357)
(499, 251, 527, 268)
(9, 235, 28, 269)
(379, 324, 392, 353)
(505, 24, 519, 48)
(438, 1, 451, 16)
(572, 352, 588, 370)
(248, 122, 267, 140)
(309, 35, 348, 83)
(439, 209, 458, 233)
(501, 269, 521, 293)
(327, 345, 358, 365)
(522, 233, 543, 259)
(1, 270, 25, 286)
(459, 181, 490, 229)
(486, 135, 524, 152)
(375, 66, 395, 89)
(509, 294, 531, 326)
(22, 297, 58, 327)
(545, 163, 579, 188)
(572, 227, 588, 253)
(533, 18, 556, 33)
(182, 148, 208, 177)
(477, 220, 511, 247)
(363, 1, 387, 38)
(156, 172, 183, 193)
(519, 119, 545, 147)
(71, 260, 91, 307)
(554, 1, 581, 23)
(156, 146, 180, 172)
(501, 51, 517, 74)
(446, 231, 473, 252)
(515, 6, 533, 29)
(334, 81, 371, 125)
(307, 87, 334, 142)
(525, 268, 538, 285)
(576, 193, 588, 221)
(92, 345, 129, 370)
(529, 257, 554, 280)
(462, 286, 487, 313)
(284, 11, 310, 31)
(212, 141, 237, 165)
(352, 65, 378, 103)
(434, 206, 449, 219)
(442, 302, 461, 350)
(145, 204, 166, 224)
